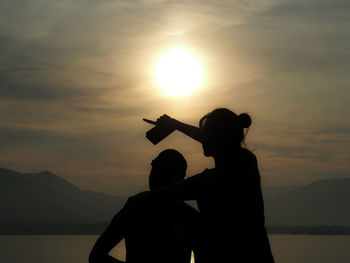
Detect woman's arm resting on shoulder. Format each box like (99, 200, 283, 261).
(133, 170, 208, 203)
(150, 169, 210, 202)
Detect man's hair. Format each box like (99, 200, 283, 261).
(149, 149, 187, 190)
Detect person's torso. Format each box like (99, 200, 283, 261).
(124, 200, 199, 263)
(193, 149, 274, 262)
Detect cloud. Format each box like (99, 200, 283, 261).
(315, 127, 350, 135)
(1, 0, 350, 194)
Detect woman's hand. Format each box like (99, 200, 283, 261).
(144, 114, 202, 143)
(156, 114, 179, 129)
(143, 114, 179, 130)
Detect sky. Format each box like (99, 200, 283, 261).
(1, 0, 349, 196)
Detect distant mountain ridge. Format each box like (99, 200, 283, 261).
(1, 167, 350, 233)
(263, 177, 350, 226)
(0, 167, 125, 224)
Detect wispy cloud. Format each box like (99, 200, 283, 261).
(1, 0, 349, 195)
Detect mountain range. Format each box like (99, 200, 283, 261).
(1, 167, 350, 234)
(0, 168, 125, 224)
(263, 177, 350, 226)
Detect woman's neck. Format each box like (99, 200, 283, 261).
(213, 148, 241, 168)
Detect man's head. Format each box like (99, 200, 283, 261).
(149, 149, 187, 191)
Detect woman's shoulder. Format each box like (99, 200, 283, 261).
(239, 147, 257, 162)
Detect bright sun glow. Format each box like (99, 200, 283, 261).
(154, 48, 203, 97)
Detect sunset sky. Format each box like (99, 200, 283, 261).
(1, 0, 349, 196)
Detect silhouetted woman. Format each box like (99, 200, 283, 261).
(144, 108, 274, 263)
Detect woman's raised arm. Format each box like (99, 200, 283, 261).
(174, 119, 202, 143)
(144, 114, 202, 143)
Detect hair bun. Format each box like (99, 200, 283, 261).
(238, 113, 251, 128)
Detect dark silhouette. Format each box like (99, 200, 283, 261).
(89, 149, 203, 263)
(144, 118, 175, 145)
(141, 108, 275, 263)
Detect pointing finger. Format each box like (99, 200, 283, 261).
(143, 118, 157, 125)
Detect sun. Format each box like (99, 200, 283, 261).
(154, 48, 203, 97)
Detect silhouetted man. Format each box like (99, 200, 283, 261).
(89, 149, 202, 263)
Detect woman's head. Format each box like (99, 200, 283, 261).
(199, 108, 251, 156)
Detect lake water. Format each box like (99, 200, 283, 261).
(1, 235, 350, 263)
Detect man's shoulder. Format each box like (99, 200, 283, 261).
(125, 192, 200, 219)
(118, 194, 149, 218)
(125, 191, 154, 208)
